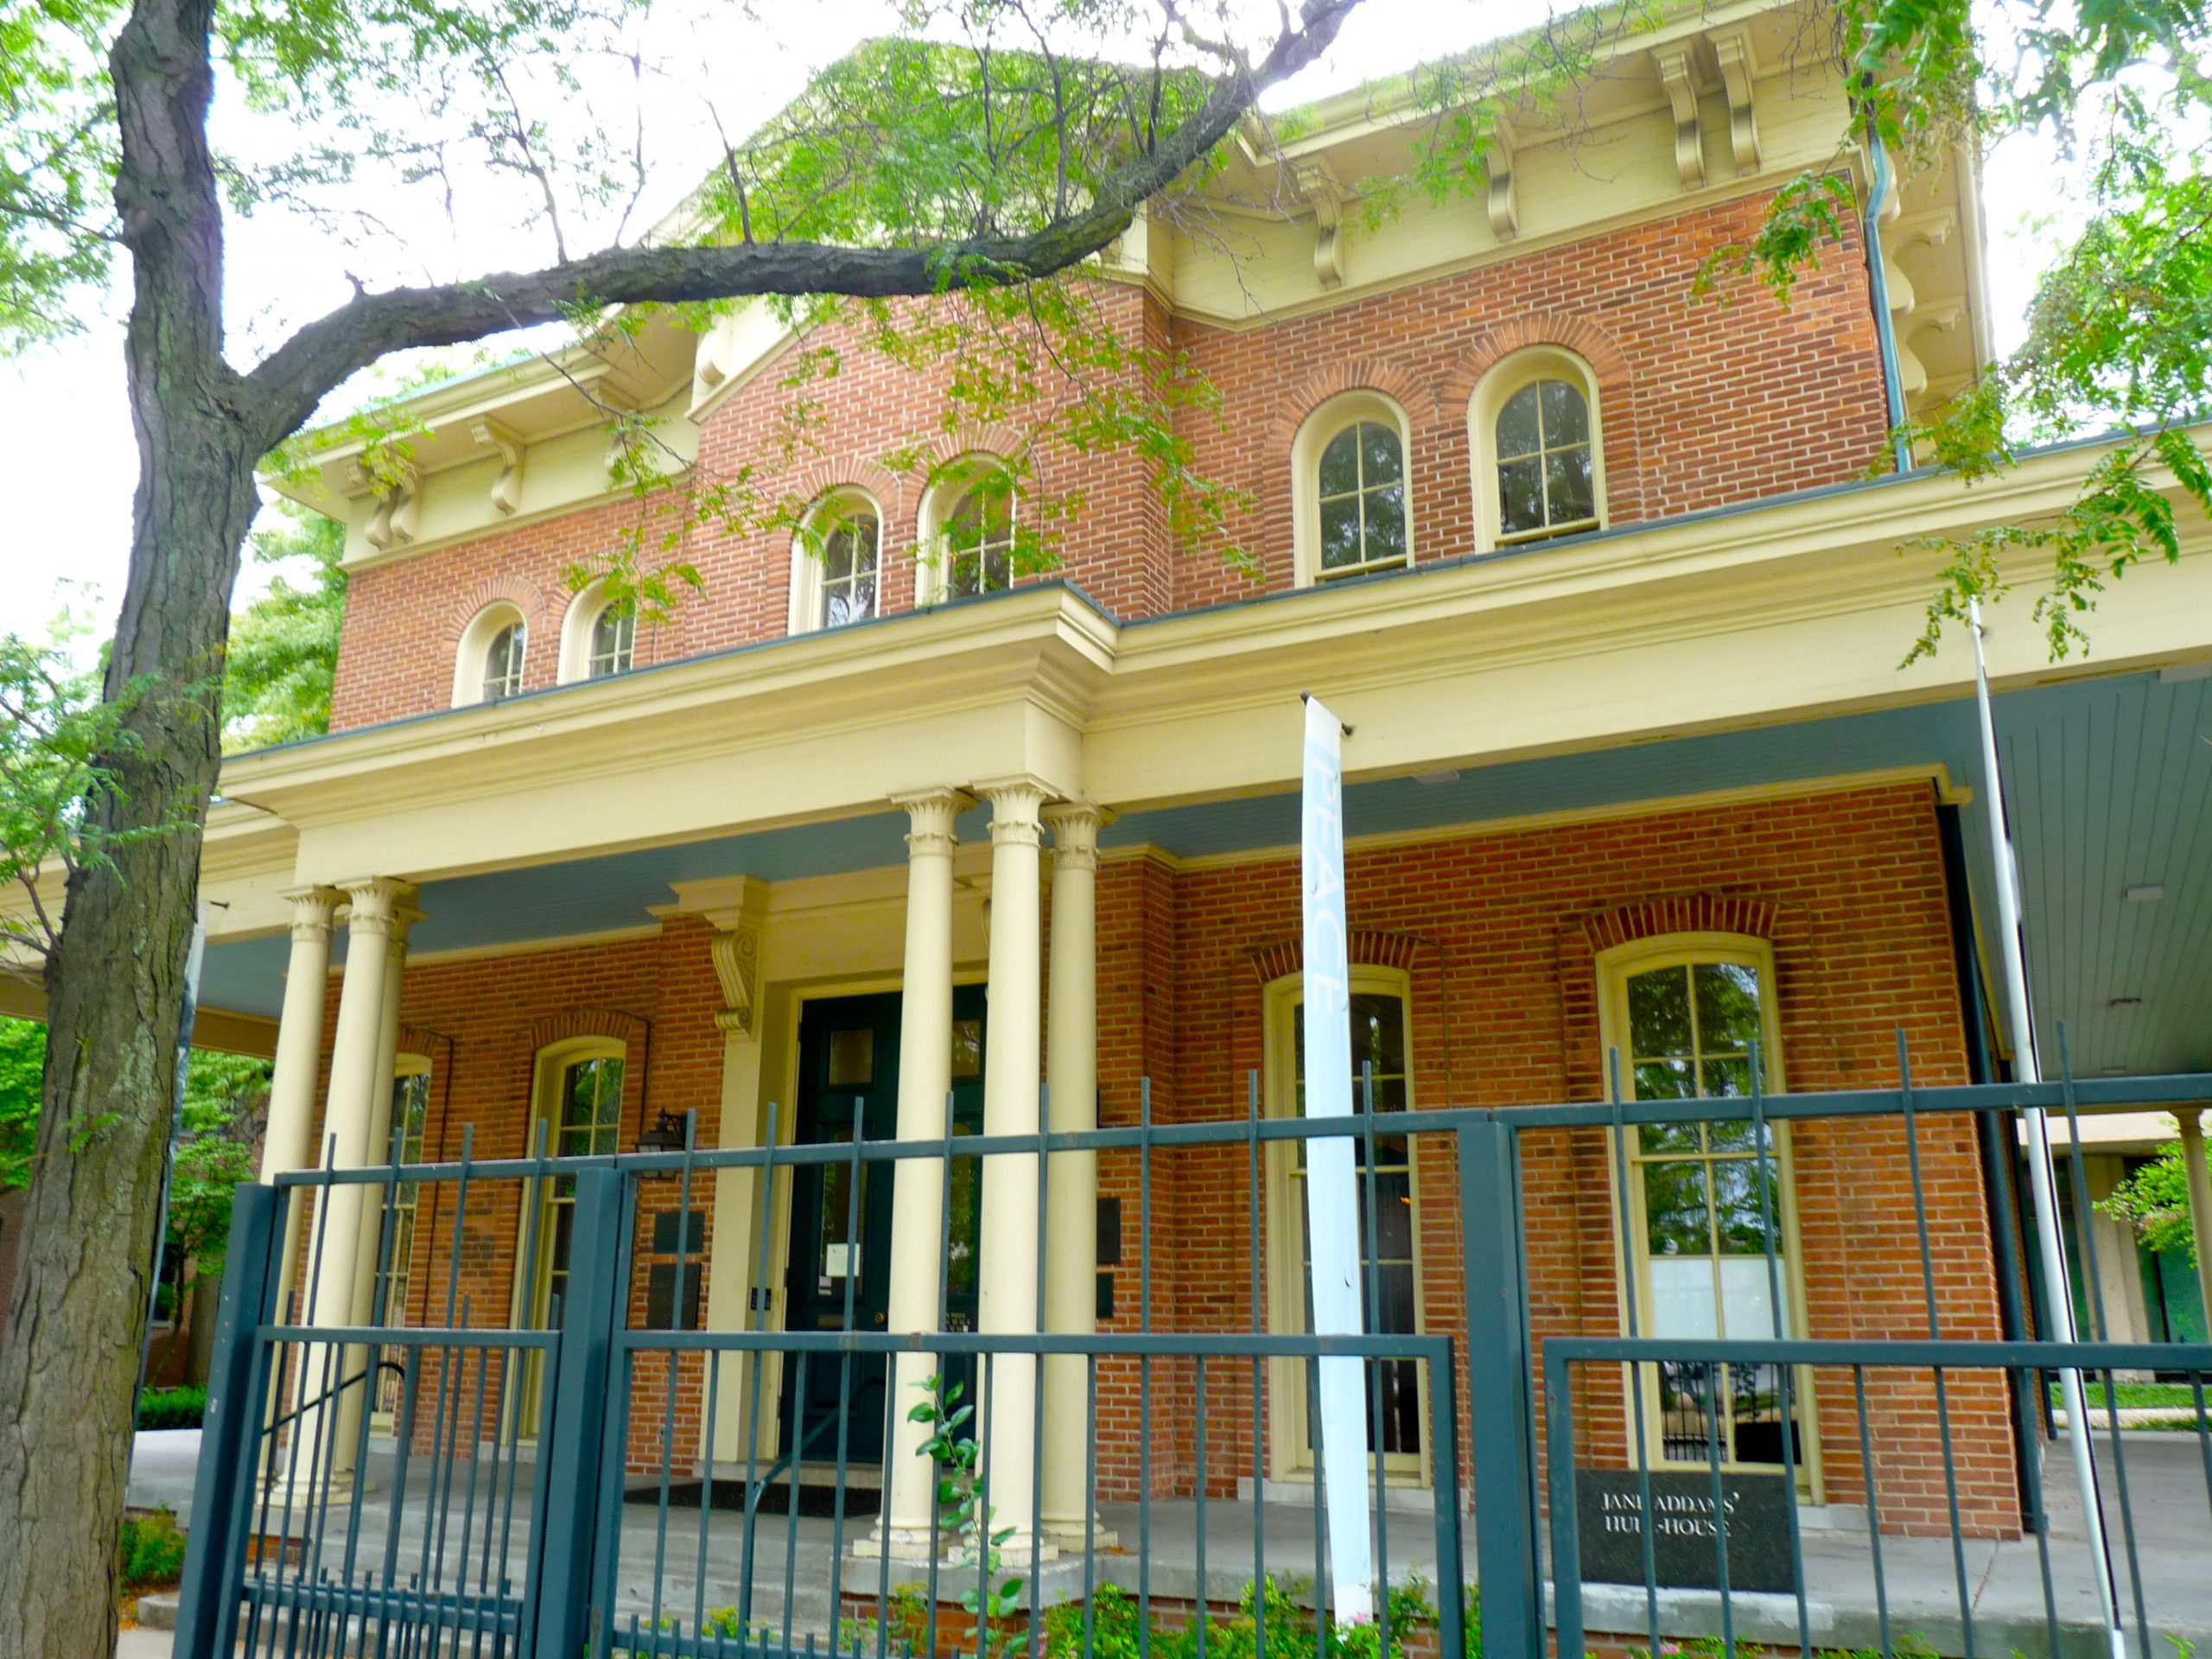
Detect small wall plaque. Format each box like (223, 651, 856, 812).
(1575, 1469, 1797, 1593)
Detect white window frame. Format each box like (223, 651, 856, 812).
(556, 580, 635, 683)
(786, 490, 885, 635)
(370, 1055, 433, 1433)
(1291, 391, 1415, 588)
(1469, 346, 1607, 552)
(917, 458, 1016, 606)
(1261, 965, 1432, 1488)
(1595, 932, 1822, 1497)
(452, 602, 528, 707)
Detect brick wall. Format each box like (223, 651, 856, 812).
(326, 189, 1888, 730)
(320, 779, 2011, 1533)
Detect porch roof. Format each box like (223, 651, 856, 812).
(194, 664, 2212, 1083)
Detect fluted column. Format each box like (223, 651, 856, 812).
(287, 878, 402, 1495)
(1039, 803, 1109, 1543)
(976, 778, 1049, 1558)
(879, 788, 972, 1554)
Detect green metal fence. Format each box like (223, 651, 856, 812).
(173, 1039, 2212, 1659)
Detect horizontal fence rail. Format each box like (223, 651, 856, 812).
(174, 1040, 2212, 1659)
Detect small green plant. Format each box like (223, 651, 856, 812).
(118, 1508, 188, 1591)
(137, 1385, 207, 1431)
(840, 1584, 932, 1656)
(1043, 1573, 1436, 1659)
(911, 1375, 1026, 1656)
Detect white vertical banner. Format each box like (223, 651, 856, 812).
(1300, 694, 1375, 1624)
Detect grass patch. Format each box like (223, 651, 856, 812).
(2048, 1381, 2205, 1410)
(137, 1384, 207, 1430)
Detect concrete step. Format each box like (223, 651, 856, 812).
(135, 1590, 180, 1630)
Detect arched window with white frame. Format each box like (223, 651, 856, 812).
(1291, 392, 1414, 587)
(452, 602, 528, 707)
(1596, 933, 1820, 1493)
(787, 491, 883, 634)
(557, 580, 636, 683)
(1469, 347, 1606, 550)
(918, 461, 1016, 605)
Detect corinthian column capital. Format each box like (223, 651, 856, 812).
(1041, 802, 1114, 871)
(976, 776, 1049, 849)
(892, 787, 975, 857)
(283, 885, 342, 945)
(339, 877, 409, 942)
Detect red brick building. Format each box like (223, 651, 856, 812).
(29, 0, 2211, 1611)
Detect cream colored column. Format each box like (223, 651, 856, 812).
(332, 899, 420, 1479)
(260, 887, 340, 1319)
(879, 789, 971, 1555)
(976, 778, 1050, 1560)
(2178, 1108, 2212, 1336)
(287, 878, 401, 1494)
(1039, 803, 1109, 1544)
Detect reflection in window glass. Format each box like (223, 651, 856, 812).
(1496, 378, 1596, 540)
(950, 1019, 982, 1080)
(1624, 957, 1800, 1468)
(587, 603, 634, 677)
(819, 509, 880, 628)
(944, 477, 1014, 598)
(1316, 421, 1408, 578)
(482, 621, 526, 700)
(1287, 989, 1421, 1456)
(826, 1028, 874, 1087)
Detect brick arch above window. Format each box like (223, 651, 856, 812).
(1248, 928, 1427, 986)
(1580, 894, 1783, 956)
(442, 575, 550, 655)
(1439, 314, 1634, 406)
(790, 459, 911, 526)
(524, 1008, 647, 1057)
(1262, 358, 1440, 458)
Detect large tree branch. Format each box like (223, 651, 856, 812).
(242, 0, 1362, 448)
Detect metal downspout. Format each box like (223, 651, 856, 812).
(1862, 120, 1916, 474)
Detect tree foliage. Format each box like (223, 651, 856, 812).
(222, 504, 346, 750)
(2100, 1137, 2200, 1265)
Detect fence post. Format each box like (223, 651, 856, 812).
(532, 1164, 627, 1659)
(1460, 1119, 1542, 1659)
(172, 1181, 282, 1659)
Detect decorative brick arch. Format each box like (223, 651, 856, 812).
(914, 421, 1032, 475)
(790, 459, 912, 525)
(1262, 357, 1440, 457)
(525, 1008, 647, 1057)
(1247, 928, 1427, 985)
(1554, 892, 1805, 1102)
(442, 575, 550, 658)
(1438, 313, 1634, 407)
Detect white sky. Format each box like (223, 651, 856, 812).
(0, 0, 2067, 644)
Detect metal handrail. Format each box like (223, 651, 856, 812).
(263, 1357, 408, 1435)
(743, 1372, 888, 1519)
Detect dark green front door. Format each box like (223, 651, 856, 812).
(783, 986, 986, 1467)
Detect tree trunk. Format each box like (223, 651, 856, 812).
(0, 0, 262, 1649)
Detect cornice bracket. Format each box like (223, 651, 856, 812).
(1290, 159, 1351, 289)
(472, 418, 526, 517)
(363, 466, 421, 552)
(1486, 114, 1520, 241)
(1653, 45, 1706, 189)
(1710, 25, 1760, 172)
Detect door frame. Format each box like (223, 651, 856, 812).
(1260, 964, 1434, 1490)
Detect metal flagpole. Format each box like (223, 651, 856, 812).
(1300, 692, 1375, 1625)
(1967, 598, 2126, 1659)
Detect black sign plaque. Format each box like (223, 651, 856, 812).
(1575, 1470, 1798, 1593)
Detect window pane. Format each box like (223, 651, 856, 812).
(1701, 1057, 1753, 1099)
(1497, 385, 1542, 458)
(1541, 378, 1590, 445)
(1497, 456, 1545, 535)
(824, 528, 855, 582)
(1319, 495, 1363, 570)
(1694, 962, 1763, 1051)
(1349, 992, 1406, 1082)
(1358, 422, 1403, 486)
(1546, 445, 1595, 525)
(827, 1027, 874, 1086)
(1643, 1160, 1710, 1255)
(950, 1018, 982, 1079)
(1363, 485, 1407, 564)
(1632, 1058, 1695, 1100)
(1628, 967, 1693, 1058)
(850, 572, 876, 620)
(1319, 428, 1360, 496)
(1709, 1160, 1780, 1255)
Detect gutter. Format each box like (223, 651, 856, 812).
(1860, 105, 1916, 475)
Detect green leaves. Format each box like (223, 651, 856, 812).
(222, 503, 347, 752)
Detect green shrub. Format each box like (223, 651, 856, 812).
(1043, 1574, 1436, 1659)
(137, 1385, 207, 1431)
(119, 1508, 188, 1591)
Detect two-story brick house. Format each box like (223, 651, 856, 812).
(18, 0, 2212, 1587)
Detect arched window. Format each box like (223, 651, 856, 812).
(1292, 392, 1414, 587)
(453, 602, 529, 707)
(1470, 348, 1606, 550)
(920, 461, 1016, 604)
(1596, 934, 1818, 1490)
(587, 603, 634, 677)
(788, 493, 882, 633)
(514, 1038, 626, 1425)
(557, 581, 635, 683)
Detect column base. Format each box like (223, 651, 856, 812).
(856, 1524, 1064, 1567)
(1042, 1516, 1117, 1550)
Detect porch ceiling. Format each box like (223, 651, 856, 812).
(196, 668, 2212, 1084)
